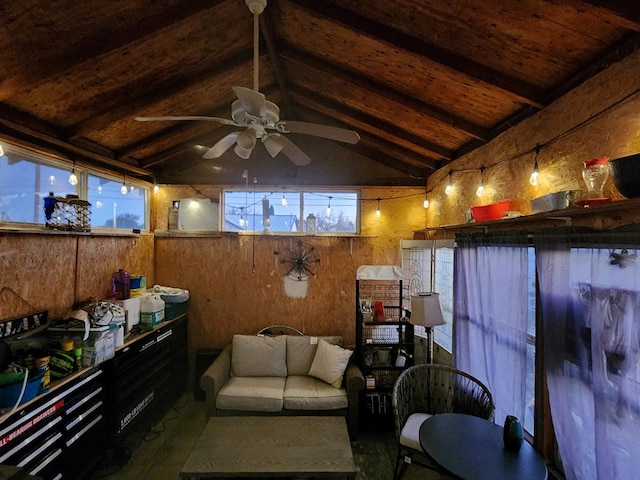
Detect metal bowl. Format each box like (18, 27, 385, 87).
(609, 153, 640, 198)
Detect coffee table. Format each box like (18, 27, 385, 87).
(180, 416, 357, 479)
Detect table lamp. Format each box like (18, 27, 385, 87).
(410, 292, 445, 363)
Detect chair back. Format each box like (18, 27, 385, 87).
(392, 364, 495, 438)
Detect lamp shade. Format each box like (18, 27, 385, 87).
(410, 293, 445, 327)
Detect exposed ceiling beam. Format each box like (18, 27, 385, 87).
(0, 104, 151, 177)
(69, 48, 255, 139)
(279, 47, 489, 142)
(289, 87, 455, 161)
(288, 0, 549, 108)
(580, 0, 640, 29)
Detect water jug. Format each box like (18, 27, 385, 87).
(140, 294, 165, 327)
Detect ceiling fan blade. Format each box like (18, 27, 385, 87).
(203, 132, 239, 159)
(264, 134, 312, 166)
(280, 121, 360, 144)
(262, 134, 285, 158)
(135, 115, 237, 126)
(232, 86, 266, 117)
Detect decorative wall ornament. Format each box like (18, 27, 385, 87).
(281, 240, 320, 281)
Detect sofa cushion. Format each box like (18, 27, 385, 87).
(216, 376, 286, 412)
(231, 334, 287, 377)
(283, 375, 348, 410)
(308, 339, 353, 388)
(286, 336, 343, 376)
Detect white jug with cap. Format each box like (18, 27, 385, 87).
(140, 294, 165, 327)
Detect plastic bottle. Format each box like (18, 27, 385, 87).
(140, 294, 165, 327)
(112, 269, 131, 300)
(305, 214, 316, 235)
(168, 201, 179, 230)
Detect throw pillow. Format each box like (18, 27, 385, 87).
(308, 338, 353, 388)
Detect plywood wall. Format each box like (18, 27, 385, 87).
(0, 233, 154, 322)
(154, 186, 427, 359)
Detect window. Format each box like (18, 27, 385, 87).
(223, 189, 358, 234)
(87, 174, 148, 230)
(401, 239, 455, 352)
(0, 144, 149, 231)
(0, 146, 75, 224)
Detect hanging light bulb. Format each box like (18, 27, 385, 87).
(281, 188, 287, 206)
(423, 195, 429, 209)
(326, 196, 332, 216)
(153, 180, 160, 194)
(239, 207, 246, 227)
(445, 171, 453, 196)
(529, 144, 541, 186)
(476, 167, 485, 197)
(375, 198, 381, 218)
(68, 162, 78, 186)
(120, 175, 128, 195)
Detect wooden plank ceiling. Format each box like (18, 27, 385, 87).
(0, 0, 638, 186)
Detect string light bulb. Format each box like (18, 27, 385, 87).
(529, 144, 541, 186)
(239, 207, 246, 227)
(281, 188, 288, 206)
(120, 175, 128, 195)
(475, 166, 485, 197)
(375, 198, 381, 218)
(423, 195, 429, 209)
(445, 171, 453, 196)
(153, 179, 160, 194)
(68, 162, 78, 186)
(326, 196, 332, 216)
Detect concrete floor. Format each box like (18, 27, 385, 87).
(89, 393, 449, 480)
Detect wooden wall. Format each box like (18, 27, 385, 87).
(0, 233, 154, 321)
(154, 186, 427, 359)
(423, 48, 640, 228)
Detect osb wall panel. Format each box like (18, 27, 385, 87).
(154, 186, 426, 362)
(0, 234, 76, 321)
(74, 234, 155, 302)
(425, 49, 640, 230)
(0, 233, 154, 322)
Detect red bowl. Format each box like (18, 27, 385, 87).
(471, 200, 510, 222)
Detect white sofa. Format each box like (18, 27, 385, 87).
(199, 334, 365, 439)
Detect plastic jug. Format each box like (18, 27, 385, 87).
(140, 295, 165, 327)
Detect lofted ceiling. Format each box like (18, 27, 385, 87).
(0, 0, 639, 186)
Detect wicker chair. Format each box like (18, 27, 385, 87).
(391, 364, 495, 480)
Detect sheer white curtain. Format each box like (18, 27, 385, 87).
(535, 227, 640, 480)
(454, 232, 530, 425)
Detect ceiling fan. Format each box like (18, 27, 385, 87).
(135, 0, 360, 166)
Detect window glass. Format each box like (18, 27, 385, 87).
(223, 189, 358, 233)
(87, 175, 148, 230)
(0, 148, 75, 224)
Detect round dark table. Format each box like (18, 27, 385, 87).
(419, 413, 547, 480)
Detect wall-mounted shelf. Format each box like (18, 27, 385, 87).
(417, 197, 640, 238)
